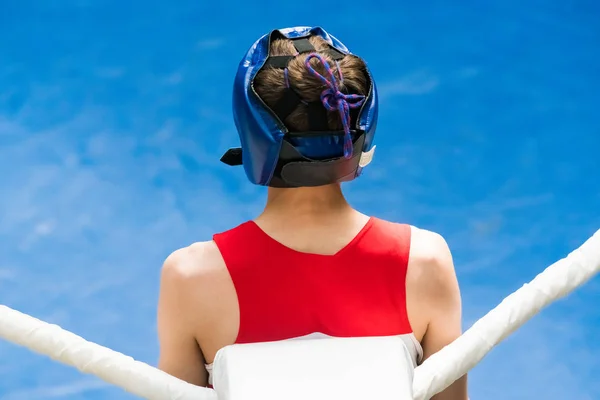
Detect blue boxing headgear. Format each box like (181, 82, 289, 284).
(220, 26, 378, 187)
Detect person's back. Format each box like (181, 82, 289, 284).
(157, 27, 468, 400)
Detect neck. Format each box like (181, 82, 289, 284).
(259, 184, 352, 222)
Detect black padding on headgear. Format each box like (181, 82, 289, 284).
(325, 47, 345, 60)
(263, 56, 295, 68)
(262, 35, 345, 70)
(307, 101, 330, 131)
(221, 133, 367, 187)
(269, 133, 366, 188)
(264, 49, 345, 69)
(271, 88, 304, 121)
(220, 148, 243, 166)
(292, 38, 315, 53)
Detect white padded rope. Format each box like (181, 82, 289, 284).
(0, 306, 217, 400)
(412, 229, 600, 400)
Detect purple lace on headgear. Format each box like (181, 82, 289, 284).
(304, 53, 366, 159)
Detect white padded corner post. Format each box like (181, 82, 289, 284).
(212, 336, 415, 400)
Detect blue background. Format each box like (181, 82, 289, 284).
(1, 1, 599, 399)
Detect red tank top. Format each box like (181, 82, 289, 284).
(212, 217, 413, 344)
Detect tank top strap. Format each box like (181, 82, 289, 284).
(212, 221, 267, 270)
(356, 218, 411, 270)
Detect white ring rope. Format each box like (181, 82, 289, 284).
(0, 229, 598, 400)
(0, 306, 217, 400)
(413, 229, 600, 400)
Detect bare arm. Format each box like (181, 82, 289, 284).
(420, 232, 468, 400)
(157, 249, 208, 386)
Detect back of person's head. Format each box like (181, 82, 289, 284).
(221, 27, 379, 188)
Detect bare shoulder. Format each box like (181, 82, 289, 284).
(159, 239, 240, 365)
(407, 226, 458, 296)
(162, 241, 223, 280)
(157, 241, 228, 385)
(160, 240, 227, 306)
(407, 227, 467, 398)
